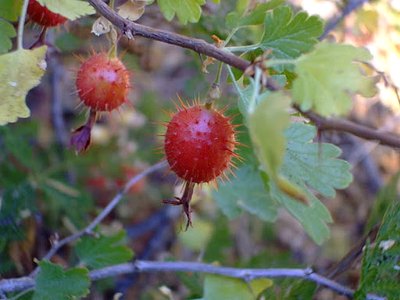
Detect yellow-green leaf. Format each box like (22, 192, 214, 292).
(293, 42, 378, 116)
(33, 261, 90, 300)
(37, 0, 95, 20)
(249, 91, 290, 177)
(0, 46, 47, 125)
(202, 275, 273, 300)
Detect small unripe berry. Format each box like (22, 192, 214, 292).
(76, 53, 131, 112)
(27, 0, 67, 27)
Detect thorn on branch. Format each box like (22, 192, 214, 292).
(122, 23, 134, 40)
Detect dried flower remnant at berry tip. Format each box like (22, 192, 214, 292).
(163, 100, 240, 229)
(70, 110, 97, 154)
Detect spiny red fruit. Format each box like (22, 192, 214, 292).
(27, 0, 68, 27)
(76, 53, 131, 112)
(164, 103, 236, 184)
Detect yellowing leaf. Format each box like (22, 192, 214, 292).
(0, 46, 47, 125)
(37, 0, 95, 20)
(118, 0, 146, 21)
(91, 16, 112, 36)
(293, 42, 378, 116)
(249, 91, 290, 177)
(249, 278, 274, 295)
(202, 275, 272, 300)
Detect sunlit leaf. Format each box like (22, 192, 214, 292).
(293, 42, 378, 116)
(0, 46, 47, 125)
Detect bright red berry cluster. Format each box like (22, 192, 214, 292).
(27, 0, 67, 27)
(76, 53, 131, 112)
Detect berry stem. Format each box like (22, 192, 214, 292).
(163, 181, 196, 230)
(17, 0, 30, 50)
(248, 67, 262, 114)
(214, 61, 223, 84)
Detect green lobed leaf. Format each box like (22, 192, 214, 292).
(213, 165, 278, 222)
(76, 230, 134, 269)
(355, 176, 400, 299)
(271, 182, 332, 245)
(267, 123, 353, 244)
(293, 42, 378, 116)
(225, 0, 285, 28)
(37, 0, 95, 20)
(0, 46, 47, 125)
(157, 0, 205, 24)
(0, 0, 23, 21)
(249, 91, 291, 177)
(281, 123, 353, 198)
(200, 275, 273, 300)
(260, 6, 323, 63)
(33, 260, 90, 300)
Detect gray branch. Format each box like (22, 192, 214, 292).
(0, 261, 385, 300)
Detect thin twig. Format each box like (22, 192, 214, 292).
(17, 0, 30, 49)
(321, 0, 370, 39)
(296, 107, 400, 149)
(0, 261, 386, 300)
(88, 0, 249, 71)
(29, 161, 168, 276)
(88, 0, 400, 148)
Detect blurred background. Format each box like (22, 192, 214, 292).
(0, 0, 399, 299)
